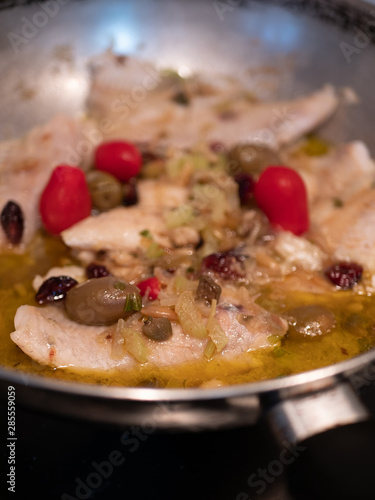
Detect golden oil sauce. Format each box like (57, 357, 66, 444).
(1, 232, 375, 388)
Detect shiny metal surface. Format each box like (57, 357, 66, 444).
(0, 0, 375, 430)
(266, 382, 370, 445)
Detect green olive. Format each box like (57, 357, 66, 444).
(65, 276, 142, 326)
(227, 143, 281, 176)
(142, 317, 173, 341)
(86, 170, 123, 211)
(287, 305, 336, 340)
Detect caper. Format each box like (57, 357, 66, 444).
(86, 170, 123, 211)
(65, 276, 141, 326)
(196, 275, 222, 305)
(287, 304, 336, 340)
(142, 317, 173, 341)
(227, 143, 280, 176)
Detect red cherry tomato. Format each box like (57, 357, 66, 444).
(94, 141, 142, 182)
(254, 166, 309, 235)
(137, 277, 161, 300)
(39, 165, 92, 235)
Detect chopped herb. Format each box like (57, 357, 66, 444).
(333, 197, 344, 208)
(114, 280, 126, 291)
(273, 346, 289, 358)
(124, 292, 142, 312)
(140, 229, 153, 239)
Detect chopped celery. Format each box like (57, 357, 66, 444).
(146, 241, 165, 259)
(204, 340, 217, 359)
(118, 319, 149, 363)
(165, 204, 194, 228)
(175, 291, 208, 339)
(207, 299, 228, 353)
(166, 153, 209, 178)
(173, 275, 197, 294)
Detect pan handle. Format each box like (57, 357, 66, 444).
(263, 381, 375, 500)
(265, 381, 369, 444)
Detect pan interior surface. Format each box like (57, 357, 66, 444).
(0, 0, 375, 424)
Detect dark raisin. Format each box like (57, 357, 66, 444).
(122, 179, 139, 206)
(324, 262, 363, 290)
(201, 251, 246, 280)
(1, 200, 24, 245)
(142, 317, 173, 341)
(234, 173, 255, 206)
(86, 263, 110, 279)
(196, 275, 222, 304)
(35, 276, 78, 305)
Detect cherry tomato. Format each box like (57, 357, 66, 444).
(94, 141, 142, 182)
(254, 166, 309, 235)
(39, 165, 92, 235)
(137, 277, 161, 300)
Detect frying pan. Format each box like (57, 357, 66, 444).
(1, 1, 375, 496)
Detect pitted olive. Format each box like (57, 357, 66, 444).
(227, 143, 281, 176)
(287, 304, 336, 339)
(65, 276, 142, 326)
(86, 170, 123, 211)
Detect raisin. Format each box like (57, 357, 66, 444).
(1, 200, 24, 245)
(234, 173, 255, 206)
(324, 262, 363, 290)
(35, 276, 78, 305)
(86, 263, 110, 279)
(201, 251, 246, 280)
(122, 179, 139, 206)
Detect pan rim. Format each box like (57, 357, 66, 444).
(1, 347, 374, 402)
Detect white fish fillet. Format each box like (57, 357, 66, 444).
(62, 205, 171, 252)
(285, 141, 375, 270)
(87, 52, 339, 150)
(0, 115, 94, 249)
(311, 188, 375, 271)
(11, 301, 287, 371)
(62, 179, 189, 253)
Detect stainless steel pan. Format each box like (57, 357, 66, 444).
(1, 0, 375, 457)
